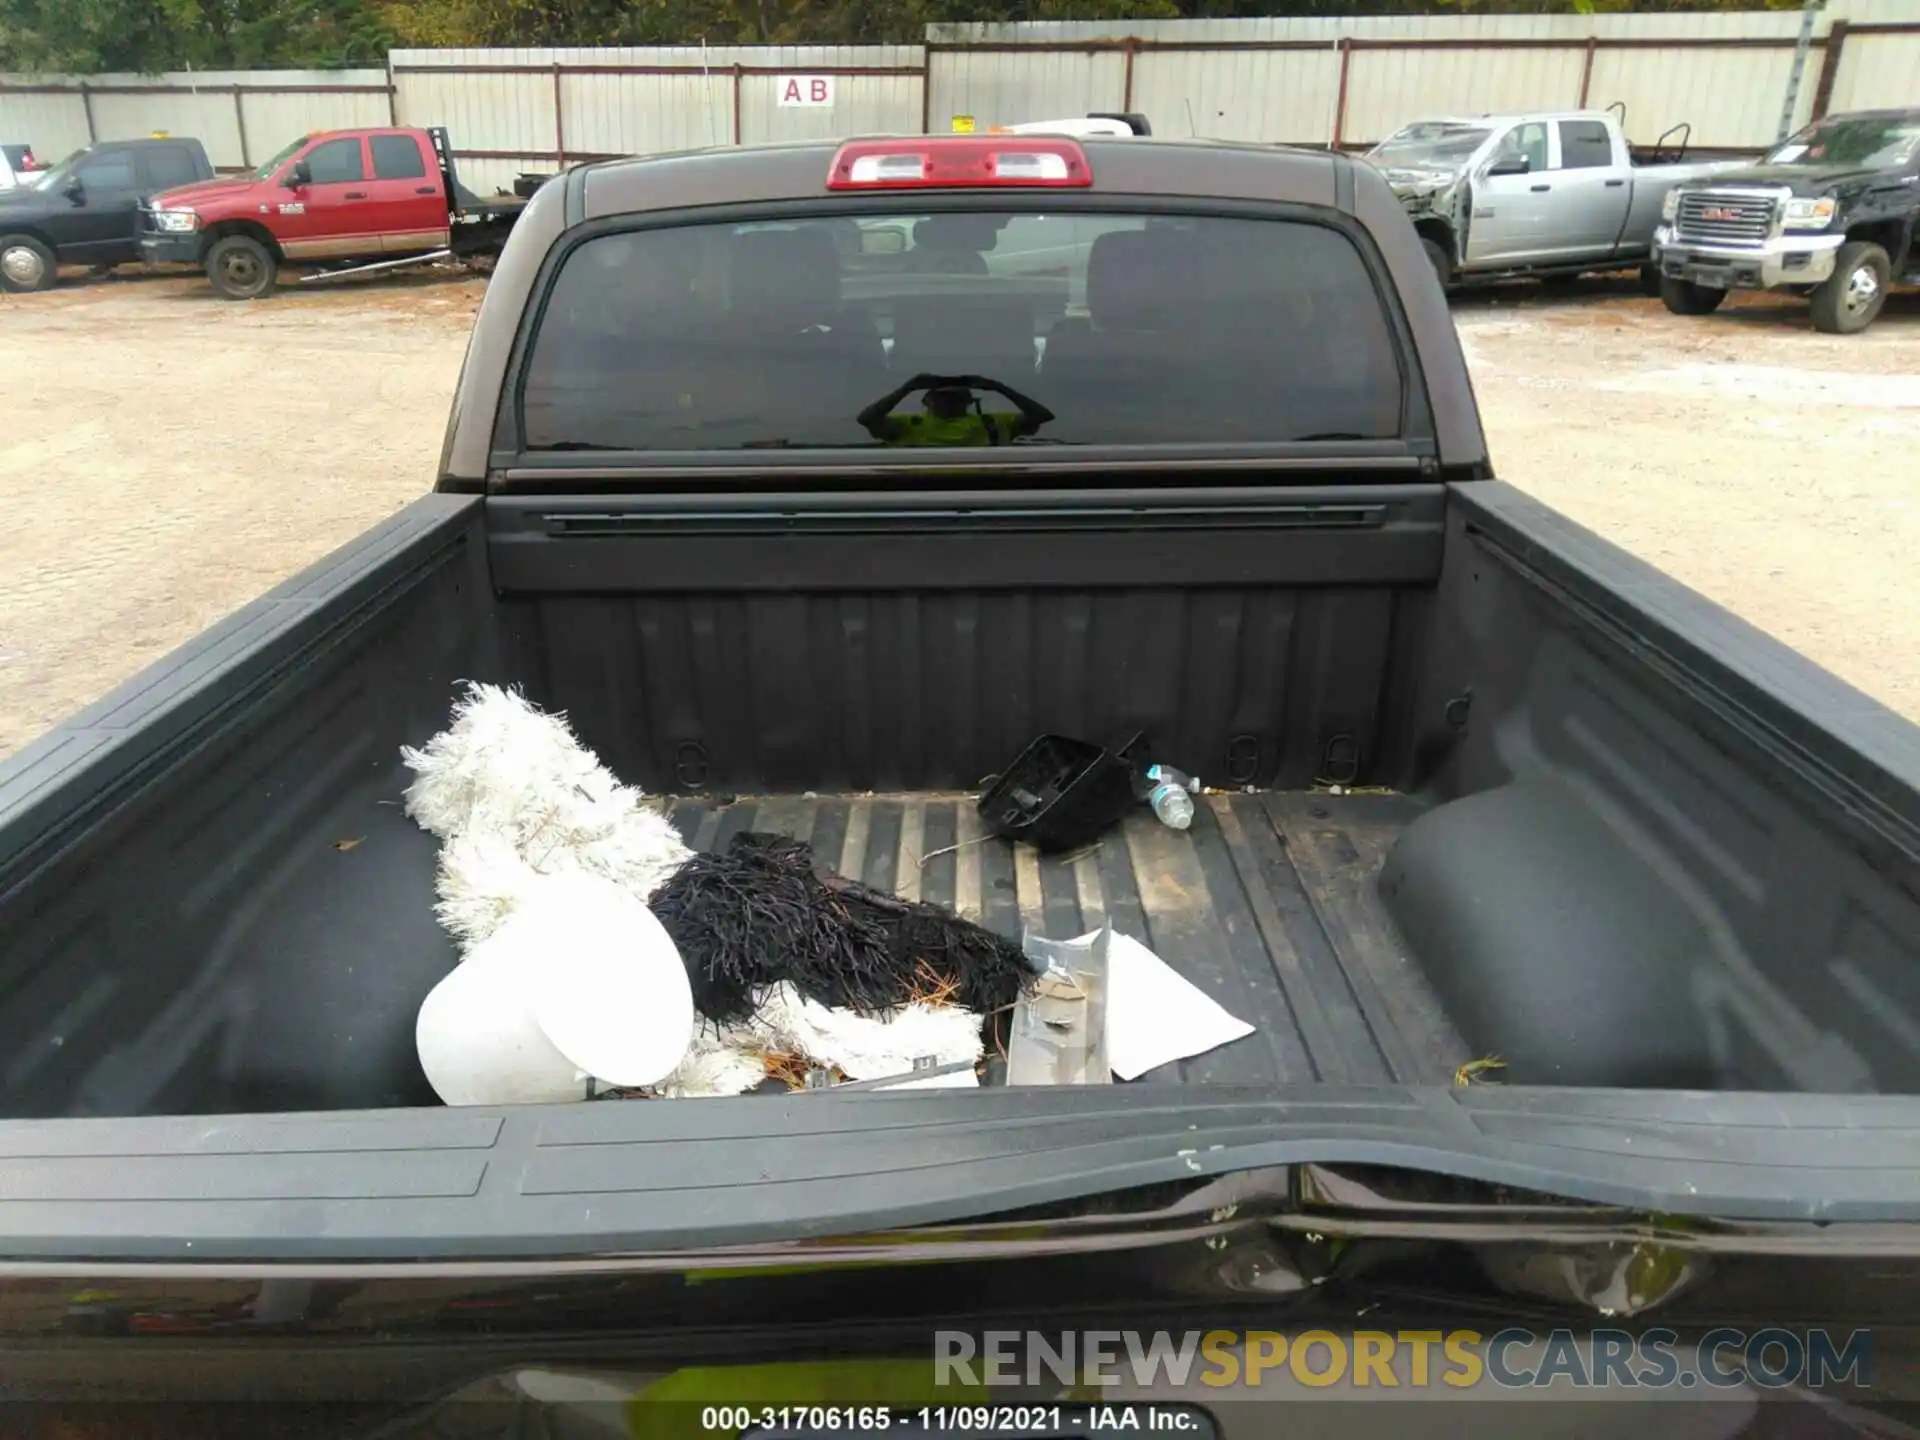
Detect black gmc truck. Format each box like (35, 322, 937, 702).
(0, 134, 1916, 1434)
(1654, 106, 1920, 333)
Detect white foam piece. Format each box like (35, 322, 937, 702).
(416, 874, 694, 1105)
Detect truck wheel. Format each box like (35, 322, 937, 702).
(1639, 264, 1663, 297)
(206, 235, 277, 301)
(1810, 241, 1889, 335)
(0, 234, 56, 293)
(1420, 237, 1451, 292)
(1659, 276, 1726, 316)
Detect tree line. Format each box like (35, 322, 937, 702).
(0, 0, 1802, 76)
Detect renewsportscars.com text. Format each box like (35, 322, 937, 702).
(934, 1328, 1873, 1392)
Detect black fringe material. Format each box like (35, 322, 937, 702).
(649, 832, 1032, 1028)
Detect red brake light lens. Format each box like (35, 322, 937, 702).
(827, 137, 1091, 191)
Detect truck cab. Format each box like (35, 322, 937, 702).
(0, 137, 211, 293)
(1654, 107, 1920, 333)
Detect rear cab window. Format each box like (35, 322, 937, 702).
(1557, 120, 1614, 170)
(517, 205, 1408, 455)
(372, 134, 428, 181)
(140, 146, 202, 191)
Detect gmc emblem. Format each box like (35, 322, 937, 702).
(1699, 207, 1743, 221)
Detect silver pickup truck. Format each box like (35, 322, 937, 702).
(1366, 109, 1740, 290)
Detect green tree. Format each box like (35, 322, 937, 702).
(0, 0, 392, 70)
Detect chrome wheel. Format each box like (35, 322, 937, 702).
(1844, 263, 1880, 315)
(1, 244, 45, 287)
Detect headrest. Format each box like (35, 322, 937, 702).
(913, 214, 1000, 252)
(1086, 229, 1193, 331)
(727, 226, 842, 320)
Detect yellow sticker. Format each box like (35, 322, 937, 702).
(951, 115, 975, 133)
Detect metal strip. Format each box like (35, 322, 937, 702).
(954, 805, 985, 924)
(231, 89, 251, 170)
(1811, 19, 1849, 121)
(1209, 795, 1349, 1085)
(837, 800, 872, 882)
(894, 800, 925, 904)
(1014, 843, 1047, 940)
(0, 82, 392, 95)
(920, 34, 1815, 56)
(1072, 847, 1107, 935)
(1331, 37, 1353, 152)
(389, 63, 923, 77)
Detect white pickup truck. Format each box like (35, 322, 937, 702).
(1366, 109, 1740, 290)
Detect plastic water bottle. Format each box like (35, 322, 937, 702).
(1143, 764, 1201, 831)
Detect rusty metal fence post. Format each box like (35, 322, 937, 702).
(1810, 19, 1849, 122)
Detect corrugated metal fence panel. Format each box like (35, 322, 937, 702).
(0, 85, 89, 162)
(1135, 45, 1340, 146)
(928, 44, 1126, 133)
(0, 70, 388, 173)
(394, 47, 557, 175)
(1583, 11, 1811, 149)
(563, 72, 727, 158)
(1343, 15, 1591, 145)
(396, 45, 923, 191)
(928, 12, 1874, 151)
(13, 8, 1915, 187)
(87, 89, 245, 166)
(1827, 0, 1920, 116)
(240, 88, 391, 168)
(735, 45, 924, 144)
(1830, 30, 1920, 113)
(1099, 18, 1335, 146)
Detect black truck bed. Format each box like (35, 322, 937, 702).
(673, 790, 1471, 1088)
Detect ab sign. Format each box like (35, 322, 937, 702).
(776, 75, 836, 107)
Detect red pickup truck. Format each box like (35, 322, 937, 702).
(137, 124, 528, 299)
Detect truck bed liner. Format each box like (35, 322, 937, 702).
(667, 790, 1472, 1088)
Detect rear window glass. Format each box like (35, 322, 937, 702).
(142, 146, 202, 191)
(520, 210, 1402, 452)
(372, 133, 427, 180)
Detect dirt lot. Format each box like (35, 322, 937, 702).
(2, 269, 1918, 759)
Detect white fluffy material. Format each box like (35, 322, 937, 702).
(752, 983, 985, 1081)
(651, 983, 985, 1098)
(401, 683, 692, 948)
(650, 1023, 771, 1100)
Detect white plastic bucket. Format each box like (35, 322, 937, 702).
(416, 873, 694, 1106)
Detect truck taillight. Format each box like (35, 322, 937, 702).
(826, 137, 1091, 190)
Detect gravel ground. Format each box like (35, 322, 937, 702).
(1, 268, 1918, 759)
